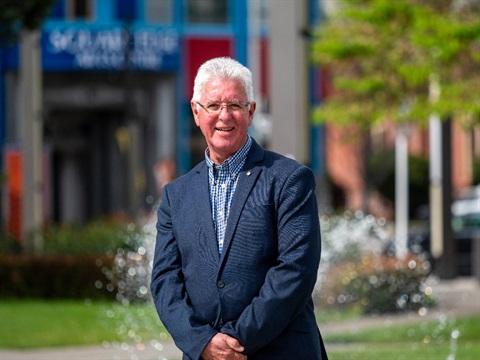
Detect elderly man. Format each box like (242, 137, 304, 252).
(151, 57, 328, 360)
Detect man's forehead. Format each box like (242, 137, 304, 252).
(202, 78, 246, 99)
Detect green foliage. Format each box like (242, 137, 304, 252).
(0, 0, 56, 43)
(0, 217, 145, 256)
(0, 232, 22, 253)
(0, 218, 148, 299)
(0, 253, 116, 299)
(311, 0, 480, 127)
(29, 219, 145, 255)
(315, 212, 434, 315)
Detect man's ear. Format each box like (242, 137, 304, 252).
(191, 101, 200, 126)
(248, 101, 256, 125)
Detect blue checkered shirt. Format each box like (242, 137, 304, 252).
(205, 136, 252, 255)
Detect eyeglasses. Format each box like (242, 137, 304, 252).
(196, 101, 251, 115)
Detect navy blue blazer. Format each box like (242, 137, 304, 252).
(151, 140, 327, 360)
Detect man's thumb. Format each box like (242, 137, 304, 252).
(225, 336, 245, 352)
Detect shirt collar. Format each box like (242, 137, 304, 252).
(205, 135, 252, 175)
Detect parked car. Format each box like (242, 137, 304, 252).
(451, 185, 480, 217)
(452, 185, 480, 275)
(452, 212, 480, 275)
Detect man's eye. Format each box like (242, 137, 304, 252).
(207, 103, 221, 111)
(229, 103, 242, 110)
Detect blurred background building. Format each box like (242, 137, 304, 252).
(0, 0, 478, 248)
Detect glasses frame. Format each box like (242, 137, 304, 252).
(195, 101, 251, 115)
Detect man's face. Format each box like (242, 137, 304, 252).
(191, 78, 256, 164)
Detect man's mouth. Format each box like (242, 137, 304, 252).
(216, 127, 234, 132)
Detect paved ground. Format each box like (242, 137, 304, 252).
(1, 277, 479, 360)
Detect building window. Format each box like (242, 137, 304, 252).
(49, 0, 66, 19)
(146, 0, 172, 23)
(117, 0, 137, 21)
(185, 0, 228, 24)
(66, 0, 94, 20)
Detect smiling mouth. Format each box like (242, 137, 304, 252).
(216, 127, 234, 132)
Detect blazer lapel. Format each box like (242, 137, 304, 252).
(192, 162, 220, 263)
(219, 141, 264, 265)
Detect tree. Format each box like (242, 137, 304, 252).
(311, 0, 480, 264)
(312, 0, 479, 127)
(0, 0, 55, 41)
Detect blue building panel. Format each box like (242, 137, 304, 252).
(0, 44, 19, 71)
(96, 0, 115, 24)
(41, 25, 180, 72)
(231, 0, 248, 65)
(0, 56, 4, 169)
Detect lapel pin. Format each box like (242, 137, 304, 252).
(246, 171, 252, 176)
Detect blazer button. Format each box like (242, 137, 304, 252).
(216, 280, 225, 288)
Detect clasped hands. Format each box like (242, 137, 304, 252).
(201, 333, 247, 360)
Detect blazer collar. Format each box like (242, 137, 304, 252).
(192, 139, 266, 265)
(192, 161, 219, 263)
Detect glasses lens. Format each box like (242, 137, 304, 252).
(203, 102, 247, 114)
(228, 103, 244, 112)
(206, 103, 221, 112)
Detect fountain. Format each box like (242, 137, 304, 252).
(95, 211, 181, 359)
(93, 209, 465, 359)
(314, 210, 466, 359)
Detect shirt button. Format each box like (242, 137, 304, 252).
(216, 280, 225, 288)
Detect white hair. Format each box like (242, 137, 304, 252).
(191, 57, 254, 103)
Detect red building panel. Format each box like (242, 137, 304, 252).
(5, 149, 22, 240)
(183, 37, 232, 100)
(260, 38, 269, 99)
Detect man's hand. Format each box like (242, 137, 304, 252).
(201, 333, 247, 360)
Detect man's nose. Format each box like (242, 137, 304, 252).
(218, 105, 231, 119)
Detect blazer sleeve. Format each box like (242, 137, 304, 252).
(220, 165, 321, 354)
(150, 185, 217, 360)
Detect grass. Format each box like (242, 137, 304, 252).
(0, 299, 169, 349)
(327, 344, 480, 360)
(316, 307, 363, 323)
(325, 315, 480, 359)
(1, 299, 479, 359)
